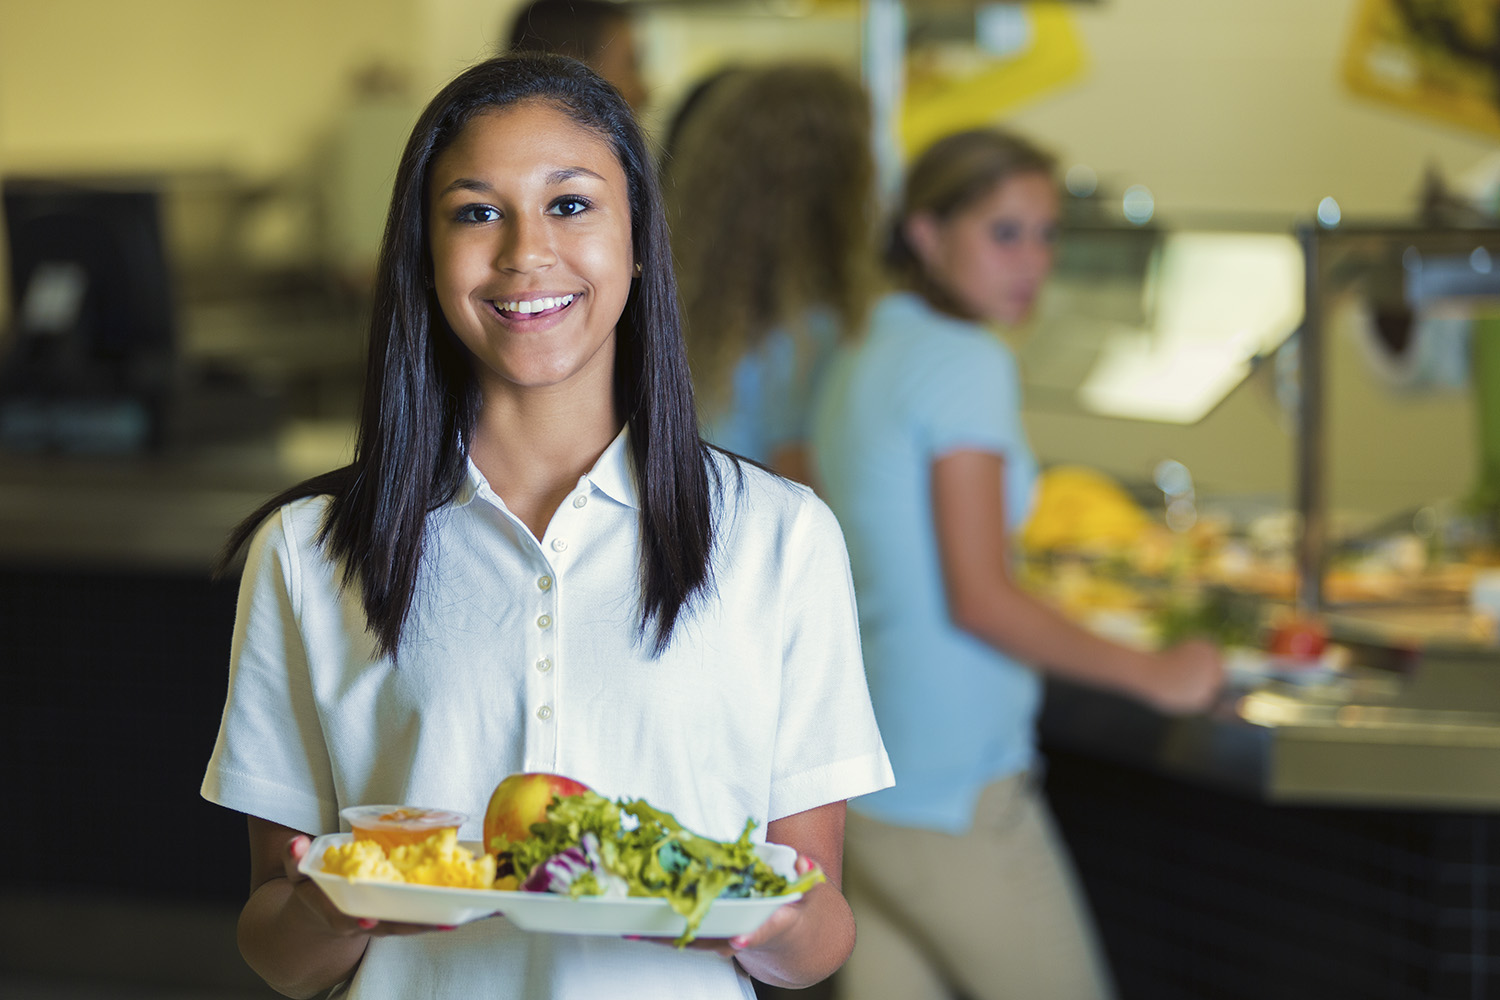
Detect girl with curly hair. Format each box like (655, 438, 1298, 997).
(663, 62, 877, 484)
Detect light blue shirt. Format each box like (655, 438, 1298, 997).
(812, 291, 1040, 834)
(700, 308, 840, 464)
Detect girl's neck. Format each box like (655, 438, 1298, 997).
(467, 382, 622, 541)
(908, 274, 980, 325)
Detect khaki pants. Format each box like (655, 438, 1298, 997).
(835, 773, 1116, 1000)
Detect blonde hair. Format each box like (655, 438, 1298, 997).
(664, 63, 876, 413)
(887, 128, 1057, 284)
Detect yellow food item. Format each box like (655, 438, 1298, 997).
(1030, 558, 1143, 616)
(323, 828, 498, 889)
(1022, 466, 1149, 555)
(322, 837, 403, 882)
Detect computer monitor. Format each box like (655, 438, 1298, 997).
(1, 178, 177, 451)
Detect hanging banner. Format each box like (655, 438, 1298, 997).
(899, 2, 1087, 157)
(1342, 0, 1500, 139)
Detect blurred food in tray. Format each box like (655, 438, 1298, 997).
(1019, 465, 1499, 656)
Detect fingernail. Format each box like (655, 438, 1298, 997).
(729, 935, 749, 950)
(358, 918, 377, 929)
(437, 925, 457, 932)
(623, 934, 641, 941)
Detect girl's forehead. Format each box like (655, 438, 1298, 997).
(442, 101, 618, 167)
(958, 172, 1057, 220)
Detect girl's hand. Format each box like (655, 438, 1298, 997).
(638, 854, 818, 958)
(719, 854, 819, 957)
(280, 834, 447, 939)
(626, 804, 850, 988)
(1135, 639, 1226, 715)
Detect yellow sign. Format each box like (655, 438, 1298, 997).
(1342, 0, 1500, 138)
(900, 3, 1087, 157)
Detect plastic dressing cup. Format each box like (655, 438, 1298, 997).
(341, 805, 467, 853)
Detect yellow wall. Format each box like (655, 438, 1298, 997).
(1006, 0, 1497, 219)
(0, 0, 416, 177)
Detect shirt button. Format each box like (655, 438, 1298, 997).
(536, 705, 553, 721)
(537, 614, 552, 630)
(573, 495, 588, 509)
(536, 657, 553, 673)
(551, 538, 568, 552)
(537, 575, 552, 591)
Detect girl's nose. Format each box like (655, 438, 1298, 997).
(496, 216, 556, 273)
(1024, 236, 1056, 278)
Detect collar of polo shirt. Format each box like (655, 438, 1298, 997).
(456, 426, 639, 510)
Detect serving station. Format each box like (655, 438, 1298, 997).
(1024, 220, 1500, 999)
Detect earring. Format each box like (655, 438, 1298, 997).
(634, 262, 643, 275)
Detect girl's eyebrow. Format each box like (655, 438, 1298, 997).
(546, 166, 605, 185)
(436, 166, 606, 197)
(439, 177, 494, 196)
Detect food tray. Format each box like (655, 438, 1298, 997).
(300, 833, 804, 936)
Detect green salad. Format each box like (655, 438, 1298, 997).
(1153, 587, 1262, 649)
(491, 791, 823, 946)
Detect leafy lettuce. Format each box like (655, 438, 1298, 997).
(491, 790, 824, 945)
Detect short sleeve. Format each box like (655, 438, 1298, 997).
(919, 335, 1026, 462)
(759, 315, 841, 453)
(200, 509, 340, 835)
(767, 493, 893, 821)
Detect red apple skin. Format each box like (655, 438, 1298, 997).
(483, 772, 590, 852)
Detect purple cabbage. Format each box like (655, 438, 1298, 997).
(520, 832, 628, 897)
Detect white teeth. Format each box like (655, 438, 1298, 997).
(498, 294, 574, 314)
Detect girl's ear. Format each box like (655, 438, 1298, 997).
(903, 212, 944, 271)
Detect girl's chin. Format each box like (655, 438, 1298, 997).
(993, 299, 1037, 326)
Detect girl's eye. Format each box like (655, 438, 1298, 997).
(456, 204, 500, 224)
(548, 197, 591, 217)
(990, 222, 1022, 244)
(1041, 224, 1060, 246)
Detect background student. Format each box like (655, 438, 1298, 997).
(504, 0, 647, 110)
(663, 62, 875, 484)
(813, 126, 1225, 1000)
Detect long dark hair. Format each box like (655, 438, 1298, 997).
(218, 55, 715, 658)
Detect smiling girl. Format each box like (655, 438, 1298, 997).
(202, 55, 890, 1000)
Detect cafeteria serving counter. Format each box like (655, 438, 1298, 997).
(0, 417, 355, 570)
(1044, 647, 1500, 811)
(1038, 642, 1500, 1000)
(0, 419, 357, 916)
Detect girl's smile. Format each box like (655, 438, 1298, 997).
(489, 292, 577, 320)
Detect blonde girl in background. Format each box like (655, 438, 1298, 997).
(813, 128, 1224, 1000)
(662, 63, 876, 484)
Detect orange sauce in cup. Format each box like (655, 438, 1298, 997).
(341, 805, 466, 854)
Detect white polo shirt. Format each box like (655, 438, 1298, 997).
(201, 428, 892, 999)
